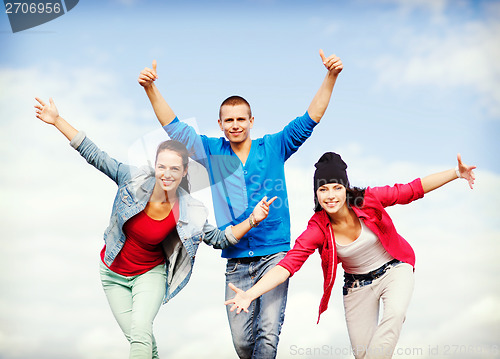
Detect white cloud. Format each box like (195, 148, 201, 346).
(371, 5, 500, 117)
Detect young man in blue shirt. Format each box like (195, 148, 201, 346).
(138, 50, 343, 358)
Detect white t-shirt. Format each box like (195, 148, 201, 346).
(335, 219, 394, 274)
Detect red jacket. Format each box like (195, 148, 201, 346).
(278, 178, 425, 323)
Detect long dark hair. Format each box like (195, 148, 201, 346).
(314, 186, 366, 212)
(155, 140, 190, 193)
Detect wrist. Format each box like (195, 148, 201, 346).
(455, 166, 462, 179)
(248, 213, 259, 228)
(53, 115, 64, 127)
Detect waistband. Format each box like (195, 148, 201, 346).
(227, 251, 285, 265)
(343, 259, 403, 294)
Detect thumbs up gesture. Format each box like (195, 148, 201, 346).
(138, 60, 159, 88)
(319, 49, 343, 75)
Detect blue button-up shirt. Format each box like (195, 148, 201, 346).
(164, 112, 317, 258)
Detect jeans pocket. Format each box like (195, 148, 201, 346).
(225, 261, 239, 276)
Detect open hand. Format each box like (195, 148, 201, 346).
(224, 283, 252, 314)
(34, 97, 59, 125)
(251, 196, 277, 223)
(319, 49, 343, 75)
(138, 60, 158, 88)
(457, 153, 476, 189)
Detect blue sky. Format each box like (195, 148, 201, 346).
(1, 1, 499, 358)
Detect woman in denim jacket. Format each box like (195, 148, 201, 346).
(34, 97, 276, 359)
(226, 151, 476, 359)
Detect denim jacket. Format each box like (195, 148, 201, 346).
(70, 131, 238, 303)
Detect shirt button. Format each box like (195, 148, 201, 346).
(243, 170, 248, 175)
(249, 251, 254, 257)
(179, 223, 182, 227)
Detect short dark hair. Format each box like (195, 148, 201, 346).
(219, 95, 252, 118)
(314, 186, 366, 212)
(155, 140, 190, 193)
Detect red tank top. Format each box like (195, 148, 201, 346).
(101, 201, 179, 276)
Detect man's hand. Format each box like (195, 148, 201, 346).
(251, 196, 278, 223)
(138, 60, 158, 88)
(319, 49, 343, 76)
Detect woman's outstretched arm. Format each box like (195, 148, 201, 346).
(224, 265, 291, 314)
(34, 97, 78, 141)
(421, 154, 476, 194)
(34, 97, 133, 184)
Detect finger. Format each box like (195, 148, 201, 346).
(319, 49, 326, 63)
(143, 72, 156, 81)
(49, 97, 55, 107)
(139, 74, 153, 82)
(267, 196, 278, 205)
(35, 97, 45, 106)
(325, 56, 338, 67)
(228, 282, 240, 293)
(330, 59, 342, 68)
(152, 59, 157, 75)
(230, 304, 237, 312)
(236, 307, 242, 314)
(457, 153, 463, 166)
(243, 307, 249, 313)
(224, 299, 235, 305)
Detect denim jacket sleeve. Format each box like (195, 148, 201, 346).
(202, 222, 239, 249)
(69, 131, 134, 185)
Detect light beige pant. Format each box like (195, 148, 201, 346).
(343, 263, 414, 359)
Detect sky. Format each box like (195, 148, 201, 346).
(0, 0, 499, 358)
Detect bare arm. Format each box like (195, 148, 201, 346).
(34, 97, 78, 141)
(138, 60, 177, 126)
(307, 49, 343, 123)
(224, 265, 291, 313)
(421, 154, 476, 193)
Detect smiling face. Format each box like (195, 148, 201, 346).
(218, 104, 254, 144)
(154, 149, 187, 193)
(316, 183, 347, 216)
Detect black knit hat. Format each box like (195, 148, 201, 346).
(313, 152, 349, 194)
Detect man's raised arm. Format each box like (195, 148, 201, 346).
(307, 49, 343, 123)
(138, 60, 176, 126)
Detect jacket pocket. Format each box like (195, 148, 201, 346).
(250, 217, 287, 247)
(118, 186, 135, 207)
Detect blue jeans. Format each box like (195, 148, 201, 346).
(225, 252, 289, 359)
(99, 262, 166, 359)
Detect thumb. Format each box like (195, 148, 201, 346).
(457, 153, 463, 166)
(49, 97, 55, 106)
(319, 49, 326, 63)
(152, 59, 157, 76)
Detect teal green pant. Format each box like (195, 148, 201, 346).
(99, 262, 166, 359)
